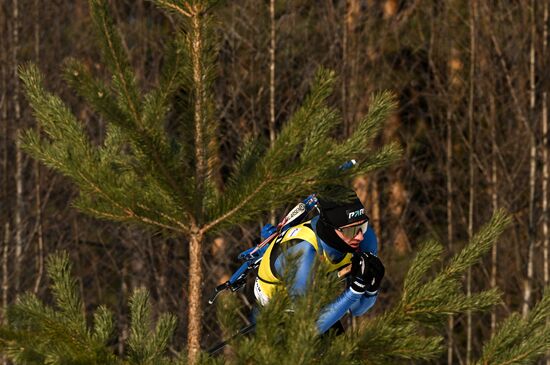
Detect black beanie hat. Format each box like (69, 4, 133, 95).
(316, 186, 368, 253)
(318, 186, 368, 227)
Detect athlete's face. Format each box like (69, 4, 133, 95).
(334, 220, 368, 250)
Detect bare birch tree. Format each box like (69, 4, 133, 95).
(0, 4, 9, 365)
(543, 2, 549, 364)
(12, 0, 23, 295)
(32, 0, 44, 295)
(447, 19, 462, 364)
(489, 91, 499, 336)
(269, 0, 276, 146)
(467, 1, 477, 363)
(524, 0, 537, 318)
(342, 0, 360, 135)
(543, 0, 549, 297)
(268, 0, 276, 225)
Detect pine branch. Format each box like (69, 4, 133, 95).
(90, 0, 141, 124)
(443, 209, 510, 281)
(202, 179, 270, 233)
(46, 252, 86, 333)
(89, 0, 194, 216)
(205, 68, 361, 230)
(336, 91, 398, 156)
(127, 289, 177, 365)
(2, 255, 119, 364)
(20, 64, 184, 233)
(477, 288, 550, 365)
(142, 37, 184, 130)
(63, 58, 132, 130)
(224, 137, 265, 192)
(395, 211, 509, 327)
(350, 211, 510, 363)
(64, 60, 182, 201)
(19, 64, 94, 161)
(358, 320, 443, 364)
(264, 68, 336, 169)
(91, 306, 115, 344)
(0, 252, 180, 365)
(153, 0, 194, 18)
(402, 240, 443, 302)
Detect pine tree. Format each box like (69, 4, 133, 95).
(18, 0, 400, 363)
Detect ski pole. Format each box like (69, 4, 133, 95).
(207, 323, 256, 355)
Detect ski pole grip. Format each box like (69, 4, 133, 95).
(208, 282, 229, 305)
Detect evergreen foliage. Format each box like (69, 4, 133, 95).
(0, 252, 177, 365)
(354, 210, 510, 364)
(476, 287, 550, 365)
(3, 214, 550, 364)
(15, 0, 550, 364)
(19, 0, 400, 236)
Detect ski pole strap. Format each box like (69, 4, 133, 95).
(337, 264, 352, 278)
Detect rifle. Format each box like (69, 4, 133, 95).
(208, 193, 319, 304)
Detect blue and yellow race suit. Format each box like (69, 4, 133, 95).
(254, 215, 379, 334)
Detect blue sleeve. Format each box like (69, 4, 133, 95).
(273, 241, 317, 297)
(349, 294, 377, 316)
(360, 226, 378, 254)
(317, 288, 362, 333)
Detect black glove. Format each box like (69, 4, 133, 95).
(349, 252, 385, 295)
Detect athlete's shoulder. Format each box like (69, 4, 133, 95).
(360, 226, 378, 255)
(280, 221, 318, 247)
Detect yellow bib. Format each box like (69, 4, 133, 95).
(256, 220, 352, 299)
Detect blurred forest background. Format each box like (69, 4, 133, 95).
(1, 0, 549, 363)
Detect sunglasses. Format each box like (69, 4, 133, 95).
(334, 219, 369, 239)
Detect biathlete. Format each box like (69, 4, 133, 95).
(254, 186, 385, 334)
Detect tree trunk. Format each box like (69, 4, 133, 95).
(523, 0, 537, 318)
(342, 0, 360, 135)
(191, 9, 206, 217)
(383, 114, 409, 255)
(269, 0, 276, 146)
(269, 0, 276, 224)
(341, 1, 347, 135)
(356, 175, 381, 245)
(543, 0, 549, 298)
(1, 8, 8, 364)
(12, 0, 23, 295)
(187, 230, 204, 365)
(119, 259, 129, 356)
(188, 6, 207, 363)
(467, 1, 477, 362)
(1, 222, 8, 365)
(446, 84, 455, 365)
(370, 176, 381, 242)
(490, 92, 498, 336)
(32, 0, 44, 295)
(446, 0, 462, 353)
(14, 136, 22, 293)
(160, 239, 169, 311)
(542, 4, 549, 365)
